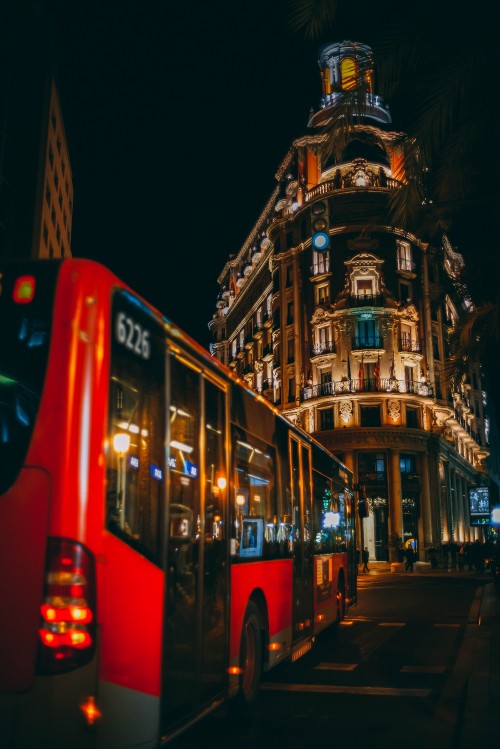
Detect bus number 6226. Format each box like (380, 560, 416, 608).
(115, 311, 151, 359)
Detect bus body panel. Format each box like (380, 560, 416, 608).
(313, 552, 346, 633)
(0, 658, 99, 749)
(0, 259, 356, 747)
(0, 468, 50, 692)
(99, 532, 164, 696)
(229, 559, 293, 665)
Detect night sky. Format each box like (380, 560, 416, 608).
(33, 1, 499, 349)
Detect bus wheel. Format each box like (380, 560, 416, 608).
(239, 601, 262, 704)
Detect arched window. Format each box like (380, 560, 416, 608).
(341, 57, 356, 90)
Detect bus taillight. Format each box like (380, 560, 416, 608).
(36, 538, 97, 674)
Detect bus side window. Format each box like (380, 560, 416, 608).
(231, 430, 277, 559)
(106, 292, 166, 566)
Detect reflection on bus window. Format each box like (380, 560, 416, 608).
(232, 430, 277, 559)
(313, 471, 349, 553)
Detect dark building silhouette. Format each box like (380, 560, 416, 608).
(0, 6, 73, 262)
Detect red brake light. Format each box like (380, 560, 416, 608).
(37, 538, 96, 674)
(12, 275, 36, 304)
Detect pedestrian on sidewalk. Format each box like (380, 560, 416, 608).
(405, 545, 416, 572)
(362, 546, 370, 572)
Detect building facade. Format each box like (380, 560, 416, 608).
(0, 10, 73, 262)
(209, 41, 491, 562)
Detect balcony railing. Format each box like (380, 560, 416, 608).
(397, 258, 416, 273)
(399, 337, 422, 353)
(311, 341, 336, 356)
(352, 336, 383, 350)
(300, 377, 434, 401)
(348, 294, 383, 308)
(310, 263, 330, 276)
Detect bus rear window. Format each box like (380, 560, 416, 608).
(0, 264, 56, 494)
(106, 290, 166, 566)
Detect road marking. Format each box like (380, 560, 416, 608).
(433, 623, 460, 628)
(261, 683, 432, 697)
(315, 662, 357, 671)
(347, 616, 371, 621)
(378, 622, 406, 627)
(400, 665, 447, 673)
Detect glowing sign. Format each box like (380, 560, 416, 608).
(312, 232, 330, 251)
(469, 486, 490, 526)
(491, 506, 500, 526)
(150, 464, 163, 481)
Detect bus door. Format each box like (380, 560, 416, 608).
(289, 436, 314, 646)
(162, 353, 228, 735)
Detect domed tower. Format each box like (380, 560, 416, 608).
(209, 41, 489, 562)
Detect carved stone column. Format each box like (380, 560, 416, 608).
(417, 452, 433, 549)
(388, 448, 403, 561)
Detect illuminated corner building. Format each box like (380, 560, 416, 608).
(0, 8, 73, 262)
(209, 40, 493, 562)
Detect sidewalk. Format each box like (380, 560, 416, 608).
(359, 562, 500, 747)
(454, 577, 500, 747)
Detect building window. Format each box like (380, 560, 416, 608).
(286, 231, 294, 248)
(396, 241, 413, 272)
(45, 184, 51, 206)
(356, 278, 373, 296)
(287, 337, 294, 363)
(286, 301, 294, 325)
(288, 377, 295, 402)
(400, 454, 416, 473)
(341, 57, 356, 90)
(406, 407, 419, 428)
(358, 451, 386, 478)
(319, 408, 334, 430)
(314, 325, 332, 355)
(399, 281, 411, 302)
(360, 405, 381, 427)
(312, 250, 329, 275)
(285, 265, 293, 287)
(356, 319, 379, 348)
(315, 283, 329, 305)
(48, 146, 54, 167)
(404, 366, 414, 389)
(320, 369, 332, 385)
(432, 334, 440, 359)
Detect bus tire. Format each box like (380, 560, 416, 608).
(238, 600, 262, 705)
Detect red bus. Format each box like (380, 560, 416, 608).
(0, 259, 356, 748)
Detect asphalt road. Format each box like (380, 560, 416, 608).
(171, 572, 490, 749)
